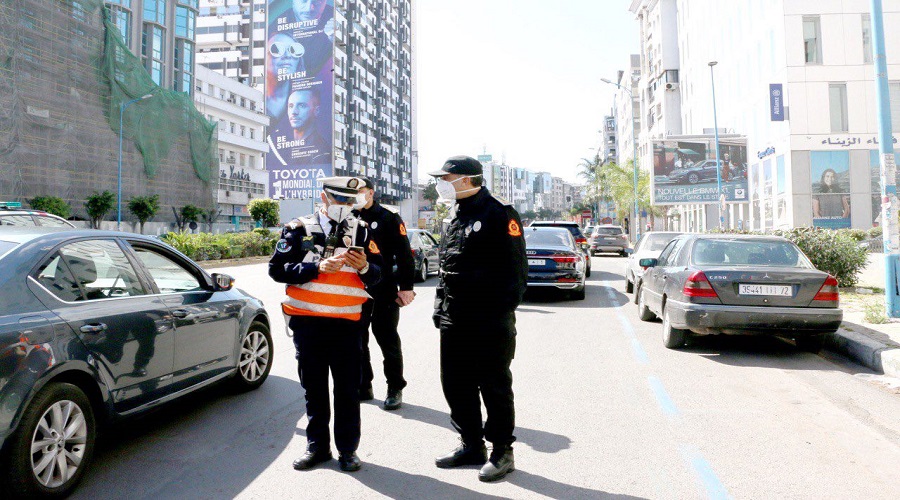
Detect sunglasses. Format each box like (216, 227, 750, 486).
(269, 42, 305, 58)
(330, 193, 355, 204)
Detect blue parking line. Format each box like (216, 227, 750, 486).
(606, 286, 649, 364)
(681, 446, 732, 500)
(647, 376, 679, 417)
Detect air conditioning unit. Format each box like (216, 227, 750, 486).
(665, 82, 679, 91)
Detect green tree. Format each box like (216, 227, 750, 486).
(28, 196, 71, 219)
(84, 191, 115, 229)
(248, 198, 280, 228)
(180, 204, 204, 231)
(522, 210, 538, 221)
(431, 203, 449, 234)
(127, 195, 160, 234)
(422, 180, 439, 206)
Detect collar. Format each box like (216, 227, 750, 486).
(317, 210, 334, 230)
(456, 187, 488, 212)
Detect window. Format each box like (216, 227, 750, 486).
(803, 16, 822, 64)
(174, 39, 194, 93)
(132, 247, 202, 293)
(36, 254, 83, 302)
(0, 215, 35, 226)
(249, 128, 255, 139)
(142, 23, 166, 85)
(108, 5, 132, 49)
(35, 215, 71, 228)
(829, 83, 848, 132)
(143, 0, 166, 25)
(56, 240, 145, 300)
(862, 14, 873, 64)
(175, 6, 195, 38)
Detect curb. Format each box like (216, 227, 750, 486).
(826, 326, 900, 378)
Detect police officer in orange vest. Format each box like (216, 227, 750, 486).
(269, 177, 383, 473)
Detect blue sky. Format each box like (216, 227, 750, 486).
(415, 0, 639, 183)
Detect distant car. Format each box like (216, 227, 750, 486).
(523, 226, 586, 300)
(527, 221, 591, 277)
(624, 231, 684, 293)
(668, 159, 722, 185)
(589, 225, 629, 256)
(636, 234, 842, 351)
(0, 206, 75, 228)
(406, 228, 440, 282)
(583, 225, 596, 241)
(0, 228, 271, 497)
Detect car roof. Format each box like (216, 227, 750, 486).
(688, 233, 790, 243)
(529, 221, 578, 226)
(525, 226, 571, 234)
(597, 224, 623, 228)
(0, 227, 162, 245)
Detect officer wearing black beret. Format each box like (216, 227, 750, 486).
(428, 156, 528, 482)
(356, 176, 416, 410)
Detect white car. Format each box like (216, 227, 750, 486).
(624, 231, 684, 294)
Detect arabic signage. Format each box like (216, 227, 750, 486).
(769, 84, 784, 122)
(265, 0, 334, 200)
(651, 138, 749, 205)
(792, 135, 900, 150)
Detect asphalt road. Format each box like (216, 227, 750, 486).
(72, 256, 900, 499)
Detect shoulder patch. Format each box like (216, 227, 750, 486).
(368, 240, 381, 254)
(399, 222, 407, 236)
(276, 239, 292, 253)
(507, 219, 523, 237)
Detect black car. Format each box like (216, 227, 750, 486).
(527, 221, 591, 277)
(406, 228, 440, 282)
(636, 234, 842, 351)
(667, 159, 722, 185)
(524, 226, 587, 300)
(0, 228, 271, 497)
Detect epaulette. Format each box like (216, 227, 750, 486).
(284, 218, 304, 230)
(383, 205, 399, 214)
(490, 194, 513, 206)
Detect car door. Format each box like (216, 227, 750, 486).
(126, 241, 242, 388)
(30, 239, 176, 413)
(421, 232, 440, 273)
(643, 240, 678, 313)
(659, 238, 688, 301)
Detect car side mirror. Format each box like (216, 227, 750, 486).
(625, 248, 634, 255)
(211, 273, 234, 291)
(639, 258, 658, 268)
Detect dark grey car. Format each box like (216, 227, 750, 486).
(406, 229, 440, 282)
(635, 234, 842, 351)
(0, 228, 271, 497)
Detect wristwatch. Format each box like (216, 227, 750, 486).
(358, 263, 370, 275)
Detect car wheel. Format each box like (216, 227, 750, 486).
(230, 321, 273, 392)
(688, 173, 700, 184)
(418, 260, 429, 282)
(571, 287, 586, 300)
(625, 274, 634, 294)
(4, 382, 96, 497)
(585, 261, 591, 278)
(796, 334, 825, 353)
(637, 287, 656, 321)
(662, 306, 688, 349)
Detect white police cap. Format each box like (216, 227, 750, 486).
(319, 176, 363, 197)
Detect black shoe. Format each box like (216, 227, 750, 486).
(359, 386, 375, 401)
(435, 439, 487, 469)
(479, 446, 514, 482)
(383, 389, 402, 411)
(338, 452, 361, 472)
(292, 449, 333, 470)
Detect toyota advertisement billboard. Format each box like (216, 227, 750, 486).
(651, 138, 749, 205)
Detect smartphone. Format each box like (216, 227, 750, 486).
(348, 246, 364, 254)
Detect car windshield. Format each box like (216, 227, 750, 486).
(642, 233, 680, 252)
(0, 240, 18, 259)
(692, 239, 812, 268)
(595, 227, 623, 236)
(525, 230, 571, 248)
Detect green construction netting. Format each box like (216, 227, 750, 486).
(100, 6, 218, 182)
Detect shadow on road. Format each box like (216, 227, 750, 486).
(392, 402, 572, 454)
(508, 470, 650, 499)
(680, 335, 871, 374)
(73, 375, 305, 499)
(350, 462, 509, 499)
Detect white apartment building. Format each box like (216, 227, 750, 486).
(614, 55, 642, 167)
(195, 0, 267, 90)
(673, 0, 900, 232)
(600, 114, 618, 163)
(194, 65, 270, 229)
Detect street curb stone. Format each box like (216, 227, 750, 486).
(826, 326, 900, 378)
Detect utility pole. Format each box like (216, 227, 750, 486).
(871, 0, 900, 316)
(709, 61, 724, 230)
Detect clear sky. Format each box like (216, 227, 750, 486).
(415, 0, 639, 184)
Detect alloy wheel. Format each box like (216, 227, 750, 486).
(30, 400, 88, 488)
(240, 330, 270, 382)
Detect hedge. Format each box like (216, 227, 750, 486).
(161, 230, 278, 262)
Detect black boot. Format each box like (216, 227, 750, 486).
(479, 446, 514, 482)
(359, 386, 375, 401)
(338, 452, 362, 472)
(435, 439, 487, 469)
(292, 448, 333, 470)
(383, 388, 402, 411)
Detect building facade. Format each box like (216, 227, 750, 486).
(195, 0, 267, 90)
(614, 55, 642, 168)
(600, 113, 618, 163)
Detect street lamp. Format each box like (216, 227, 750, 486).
(601, 77, 640, 241)
(709, 61, 724, 229)
(117, 93, 154, 231)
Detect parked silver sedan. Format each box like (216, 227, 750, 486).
(624, 231, 684, 294)
(636, 234, 842, 351)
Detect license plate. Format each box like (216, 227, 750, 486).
(738, 284, 792, 296)
(528, 259, 546, 266)
(604, 237, 617, 241)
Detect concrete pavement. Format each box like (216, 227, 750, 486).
(71, 257, 900, 499)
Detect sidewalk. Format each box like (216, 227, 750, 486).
(830, 253, 900, 378)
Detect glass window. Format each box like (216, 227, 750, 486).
(108, 5, 132, 50)
(174, 39, 194, 94)
(829, 83, 848, 132)
(142, 24, 166, 86)
(524, 229, 571, 247)
(143, 0, 166, 25)
(692, 239, 811, 268)
(58, 240, 145, 300)
(36, 254, 84, 302)
(643, 233, 681, 252)
(422, 233, 439, 246)
(132, 247, 202, 293)
(175, 6, 195, 38)
(803, 16, 821, 64)
(0, 215, 35, 226)
(595, 227, 623, 236)
(35, 215, 71, 227)
(862, 14, 873, 64)
(656, 240, 678, 266)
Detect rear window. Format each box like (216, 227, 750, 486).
(595, 227, 623, 236)
(0, 215, 35, 226)
(642, 233, 679, 251)
(692, 239, 812, 268)
(35, 215, 73, 228)
(525, 230, 572, 247)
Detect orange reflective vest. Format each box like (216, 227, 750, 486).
(281, 215, 371, 321)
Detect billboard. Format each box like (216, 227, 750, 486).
(651, 138, 749, 205)
(266, 0, 334, 200)
(811, 151, 851, 229)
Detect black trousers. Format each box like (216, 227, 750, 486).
(439, 311, 516, 447)
(290, 316, 363, 454)
(360, 298, 407, 391)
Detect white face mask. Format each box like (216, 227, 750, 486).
(352, 193, 367, 210)
(326, 203, 354, 222)
(436, 176, 480, 202)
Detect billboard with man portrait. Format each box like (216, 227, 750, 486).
(266, 0, 334, 200)
(650, 138, 749, 205)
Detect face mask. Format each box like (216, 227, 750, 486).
(326, 203, 353, 222)
(352, 193, 367, 210)
(436, 176, 480, 202)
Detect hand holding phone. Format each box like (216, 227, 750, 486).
(343, 246, 368, 270)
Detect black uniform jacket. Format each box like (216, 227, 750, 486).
(269, 213, 383, 293)
(434, 188, 528, 322)
(358, 202, 415, 298)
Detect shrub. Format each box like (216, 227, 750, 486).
(127, 195, 160, 234)
(161, 231, 277, 262)
(248, 198, 280, 228)
(863, 298, 889, 324)
(84, 191, 115, 229)
(772, 227, 868, 287)
(29, 196, 71, 219)
(253, 227, 273, 237)
(840, 228, 868, 242)
(868, 226, 883, 240)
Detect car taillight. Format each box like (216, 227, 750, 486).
(620, 234, 628, 241)
(576, 237, 587, 245)
(552, 254, 578, 270)
(813, 275, 840, 303)
(683, 271, 718, 298)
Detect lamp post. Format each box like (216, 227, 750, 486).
(709, 61, 724, 229)
(601, 78, 640, 241)
(117, 94, 154, 231)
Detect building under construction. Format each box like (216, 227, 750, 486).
(0, 0, 217, 226)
